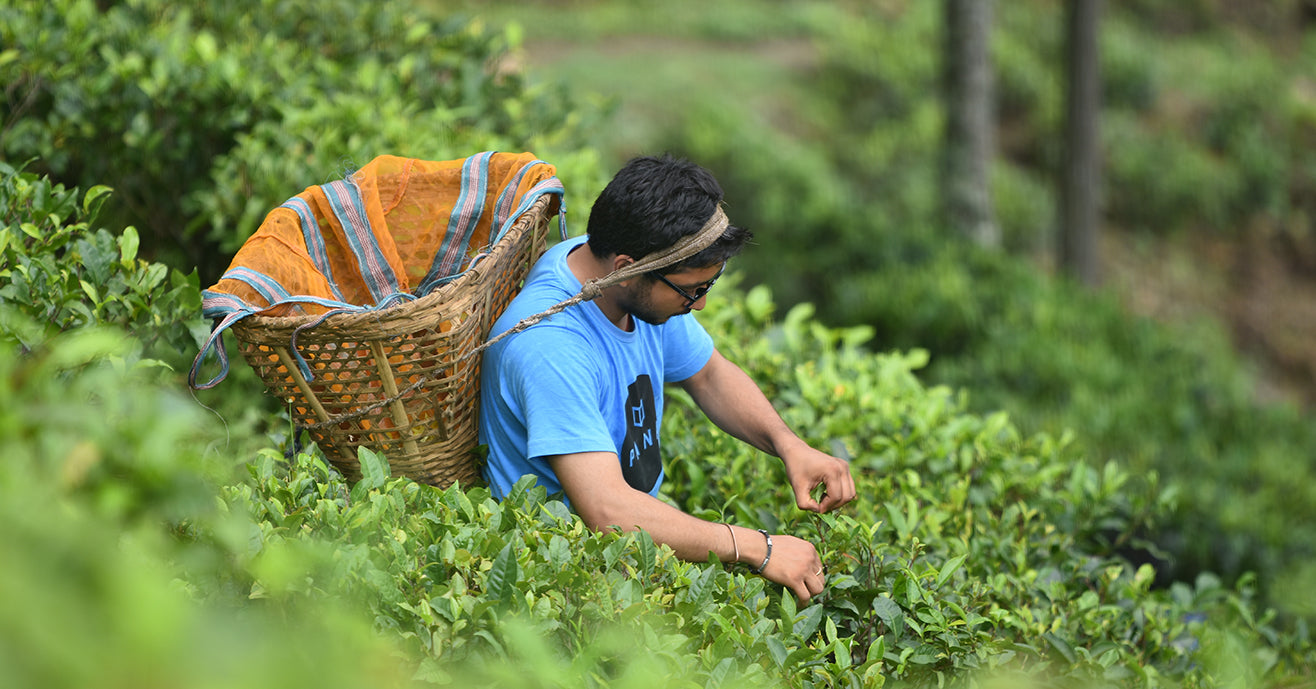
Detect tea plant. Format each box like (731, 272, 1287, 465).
(0, 161, 204, 371)
(0, 0, 607, 281)
(1, 274, 1311, 687)
(0, 328, 418, 689)
(183, 285, 1312, 688)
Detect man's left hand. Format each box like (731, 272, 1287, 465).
(781, 446, 856, 513)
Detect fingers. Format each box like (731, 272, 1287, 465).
(764, 536, 829, 605)
(796, 464, 857, 514)
(806, 565, 826, 595)
(784, 447, 852, 511)
(790, 561, 828, 605)
(818, 469, 857, 513)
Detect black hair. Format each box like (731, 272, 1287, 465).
(586, 154, 752, 273)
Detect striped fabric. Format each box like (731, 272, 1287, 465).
(323, 177, 403, 304)
(282, 196, 344, 301)
(189, 152, 563, 390)
(428, 151, 495, 286)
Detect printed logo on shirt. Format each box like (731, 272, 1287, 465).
(620, 374, 661, 492)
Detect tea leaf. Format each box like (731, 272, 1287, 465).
(486, 541, 520, 610)
(357, 446, 391, 490)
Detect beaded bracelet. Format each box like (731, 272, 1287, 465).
(750, 529, 773, 574)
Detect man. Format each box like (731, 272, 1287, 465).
(478, 154, 855, 604)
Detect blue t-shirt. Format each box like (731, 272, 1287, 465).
(478, 235, 714, 499)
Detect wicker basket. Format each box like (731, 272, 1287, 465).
(231, 194, 556, 487)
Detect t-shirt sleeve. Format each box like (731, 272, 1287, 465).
(500, 325, 617, 460)
(662, 312, 714, 383)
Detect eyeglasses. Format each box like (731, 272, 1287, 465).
(650, 264, 725, 308)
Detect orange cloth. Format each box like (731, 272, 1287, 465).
(208, 152, 559, 315)
(190, 151, 562, 389)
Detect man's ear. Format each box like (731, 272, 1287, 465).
(611, 254, 636, 271)
(611, 254, 638, 286)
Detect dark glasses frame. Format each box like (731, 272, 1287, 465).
(650, 263, 725, 308)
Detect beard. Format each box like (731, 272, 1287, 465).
(617, 282, 687, 327)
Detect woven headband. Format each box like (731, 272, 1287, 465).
(466, 203, 731, 359)
(578, 204, 729, 299)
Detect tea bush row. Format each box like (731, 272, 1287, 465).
(0, 161, 202, 367)
(2, 171, 1312, 683)
(0, 0, 607, 283)
(4, 277, 1312, 687)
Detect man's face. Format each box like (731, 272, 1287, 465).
(620, 263, 725, 326)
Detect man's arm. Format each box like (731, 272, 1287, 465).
(550, 451, 827, 604)
(676, 349, 857, 513)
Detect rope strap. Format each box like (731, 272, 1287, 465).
(297, 204, 730, 432)
(467, 204, 729, 359)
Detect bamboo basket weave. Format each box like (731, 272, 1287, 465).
(231, 194, 556, 487)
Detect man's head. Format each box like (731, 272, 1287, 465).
(586, 154, 752, 273)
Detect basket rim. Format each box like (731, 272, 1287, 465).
(231, 194, 557, 334)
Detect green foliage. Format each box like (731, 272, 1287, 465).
(0, 161, 204, 371)
(0, 162, 278, 440)
(180, 285, 1316, 686)
(632, 0, 1316, 624)
(220, 452, 778, 687)
(0, 0, 606, 281)
(828, 239, 1316, 618)
(433, 0, 832, 44)
(1103, 25, 1294, 236)
(0, 330, 412, 689)
(5, 0, 1316, 685)
(3, 272, 1313, 687)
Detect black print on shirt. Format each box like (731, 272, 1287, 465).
(620, 374, 661, 492)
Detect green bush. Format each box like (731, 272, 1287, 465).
(990, 161, 1054, 253)
(3, 264, 1313, 686)
(0, 163, 278, 441)
(0, 0, 605, 282)
(0, 161, 203, 371)
(1103, 112, 1245, 234)
(1102, 31, 1292, 237)
(0, 329, 414, 689)
(831, 240, 1316, 619)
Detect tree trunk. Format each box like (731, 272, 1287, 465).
(943, 0, 1000, 249)
(1059, 0, 1103, 286)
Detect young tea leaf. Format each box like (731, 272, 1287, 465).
(486, 540, 520, 609)
(118, 226, 140, 265)
(357, 446, 391, 490)
(82, 185, 113, 218)
(936, 554, 967, 589)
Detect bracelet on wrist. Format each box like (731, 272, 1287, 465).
(750, 529, 773, 574)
